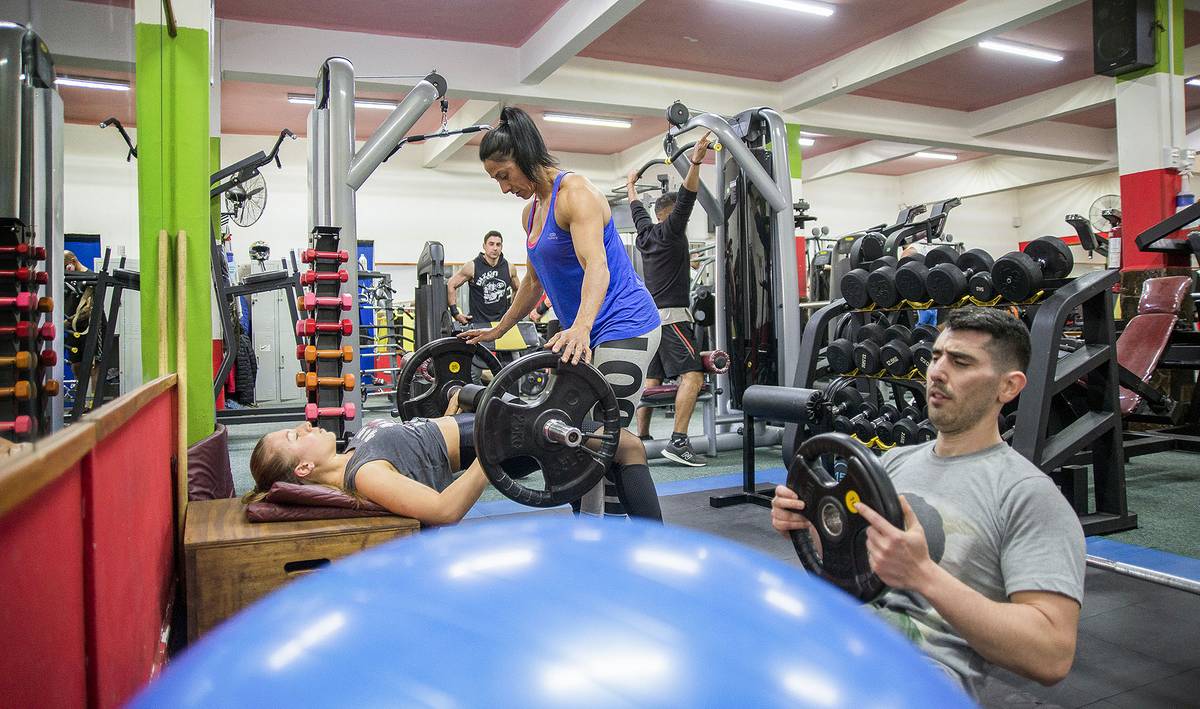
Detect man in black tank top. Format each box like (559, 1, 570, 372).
(448, 231, 520, 326)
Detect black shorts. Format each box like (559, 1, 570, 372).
(648, 322, 702, 380)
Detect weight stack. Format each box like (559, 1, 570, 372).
(296, 226, 357, 441)
(0, 218, 60, 442)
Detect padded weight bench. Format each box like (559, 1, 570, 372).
(637, 349, 730, 456)
(1114, 276, 1191, 420)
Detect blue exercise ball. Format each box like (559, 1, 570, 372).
(135, 518, 971, 708)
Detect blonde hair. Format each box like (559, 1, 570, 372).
(243, 434, 302, 503)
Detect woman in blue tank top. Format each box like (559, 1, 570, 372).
(462, 106, 663, 519)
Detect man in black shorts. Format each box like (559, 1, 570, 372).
(447, 230, 520, 329)
(629, 133, 712, 466)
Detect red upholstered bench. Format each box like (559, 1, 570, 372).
(637, 350, 730, 456)
(1116, 276, 1191, 417)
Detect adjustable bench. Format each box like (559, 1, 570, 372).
(637, 349, 729, 456)
(1115, 276, 1191, 421)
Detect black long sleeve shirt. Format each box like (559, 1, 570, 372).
(631, 186, 697, 309)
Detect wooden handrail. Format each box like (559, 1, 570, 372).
(0, 374, 179, 517)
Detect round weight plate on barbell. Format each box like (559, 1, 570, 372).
(785, 432, 903, 602)
(474, 352, 620, 508)
(1027, 236, 1074, 279)
(992, 251, 1041, 302)
(395, 337, 501, 420)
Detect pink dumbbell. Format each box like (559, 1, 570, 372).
(0, 415, 32, 435)
(0, 293, 52, 312)
(0, 244, 46, 259)
(0, 321, 55, 340)
(301, 248, 349, 264)
(305, 402, 356, 422)
(0, 267, 48, 284)
(299, 269, 349, 285)
(300, 292, 353, 311)
(296, 318, 353, 336)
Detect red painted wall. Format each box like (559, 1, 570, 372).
(1120, 169, 1191, 270)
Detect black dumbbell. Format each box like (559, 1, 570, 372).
(865, 256, 905, 308)
(833, 404, 880, 438)
(917, 419, 937, 442)
(926, 249, 995, 306)
(877, 324, 939, 377)
(894, 246, 959, 303)
(826, 321, 887, 374)
(870, 404, 924, 445)
(991, 236, 1075, 302)
(850, 322, 896, 375)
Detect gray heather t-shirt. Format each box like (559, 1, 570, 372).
(342, 418, 453, 494)
(870, 441, 1086, 699)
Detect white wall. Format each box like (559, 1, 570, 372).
(62, 123, 140, 263)
(795, 172, 905, 238)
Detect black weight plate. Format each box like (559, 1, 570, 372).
(912, 324, 938, 342)
(867, 255, 898, 272)
(855, 322, 887, 345)
(785, 432, 903, 602)
(395, 337, 501, 420)
(840, 268, 871, 309)
(957, 248, 994, 274)
(925, 245, 958, 267)
(474, 352, 619, 508)
(666, 101, 689, 127)
(879, 341, 913, 377)
(917, 420, 937, 442)
(866, 267, 901, 308)
(853, 340, 882, 374)
(968, 271, 994, 300)
(926, 263, 967, 306)
(1027, 236, 1074, 279)
(832, 386, 863, 411)
(849, 233, 885, 267)
(912, 342, 933, 372)
(892, 418, 919, 446)
(883, 324, 912, 344)
(992, 251, 1041, 302)
(895, 262, 929, 302)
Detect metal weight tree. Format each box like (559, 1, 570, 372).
(306, 58, 448, 437)
(0, 23, 65, 437)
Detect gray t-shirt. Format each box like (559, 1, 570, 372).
(870, 441, 1086, 699)
(342, 419, 453, 494)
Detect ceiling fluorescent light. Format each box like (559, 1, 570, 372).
(915, 152, 957, 161)
(736, 0, 834, 17)
(543, 112, 632, 128)
(56, 76, 129, 92)
(798, 137, 815, 147)
(799, 130, 827, 137)
(1187, 78, 1200, 87)
(978, 40, 1063, 63)
(287, 93, 397, 110)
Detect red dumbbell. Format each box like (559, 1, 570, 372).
(0, 243, 46, 259)
(296, 318, 353, 337)
(299, 292, 353, 312)
(301, 248, 350, 264)
(295, 371, 356, 391)
(0, 267, 48, 284)
(299, 269, 349, 286)
(0, 321, 55, 340)
(0, 381, 31, 400)
(299, 344, 355, 363)
(305, 402, 356, 422)
(0, 415, 32, 435)
(0, 293, 52, 312)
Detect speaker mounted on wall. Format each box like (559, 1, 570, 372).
(1093, 0, 1157, 77)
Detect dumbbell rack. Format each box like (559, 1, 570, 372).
(0, 218, 59, 441)
(295, 226, 356, 442)
(790, 268, 1134, 535)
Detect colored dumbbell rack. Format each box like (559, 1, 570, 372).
(295, 226, 357, 440)
(0, 217, 59, 441)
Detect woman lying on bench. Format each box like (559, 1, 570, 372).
(246, 406, 661, 525)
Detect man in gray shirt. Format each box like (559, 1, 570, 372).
(772, 308, 1085, 699)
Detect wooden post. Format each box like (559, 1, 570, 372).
(175, 231, 189, 538)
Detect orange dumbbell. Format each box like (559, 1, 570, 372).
(0, 352, 34, 370)
(0, 381, 31, 400)
(43, 379, 60, 396)
(299, 344, 354, 364)
(295, 371, 356, 391)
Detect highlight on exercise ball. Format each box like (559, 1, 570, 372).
(133, 518, 972, 708)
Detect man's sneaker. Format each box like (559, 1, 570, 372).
(662, 438, 705, 467)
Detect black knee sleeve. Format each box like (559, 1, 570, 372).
(611, 463, 662, 523)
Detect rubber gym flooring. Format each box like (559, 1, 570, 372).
(225, 410, 1200, 707)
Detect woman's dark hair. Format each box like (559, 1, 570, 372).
(479, 106, 558, 181)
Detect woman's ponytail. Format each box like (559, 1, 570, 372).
(479, 106, 557, 181)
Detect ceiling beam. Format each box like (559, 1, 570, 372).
(803, 141, 928, 181)
(970, 77, 1115, 136)
(899, 154, 1116, 204)
(779, 0, 1086, 112)
(519, 0, 644, 84)
(421, 100, 502, 168)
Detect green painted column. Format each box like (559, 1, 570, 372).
(135, 0, 214, 444)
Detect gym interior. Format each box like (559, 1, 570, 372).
(4, 0, 1200, 706)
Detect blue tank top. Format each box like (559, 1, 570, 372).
(526, 172, 660, 345)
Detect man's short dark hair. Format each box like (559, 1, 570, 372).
(483, 230, 502, 244)
(654, 192, 677, 215)
(944, 307, 1031, 373)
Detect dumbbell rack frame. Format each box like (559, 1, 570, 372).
(723, 268, 1135, 536)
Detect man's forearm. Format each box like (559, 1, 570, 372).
(684, 157, 701, 192)
(917, 563, 1073, 684)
